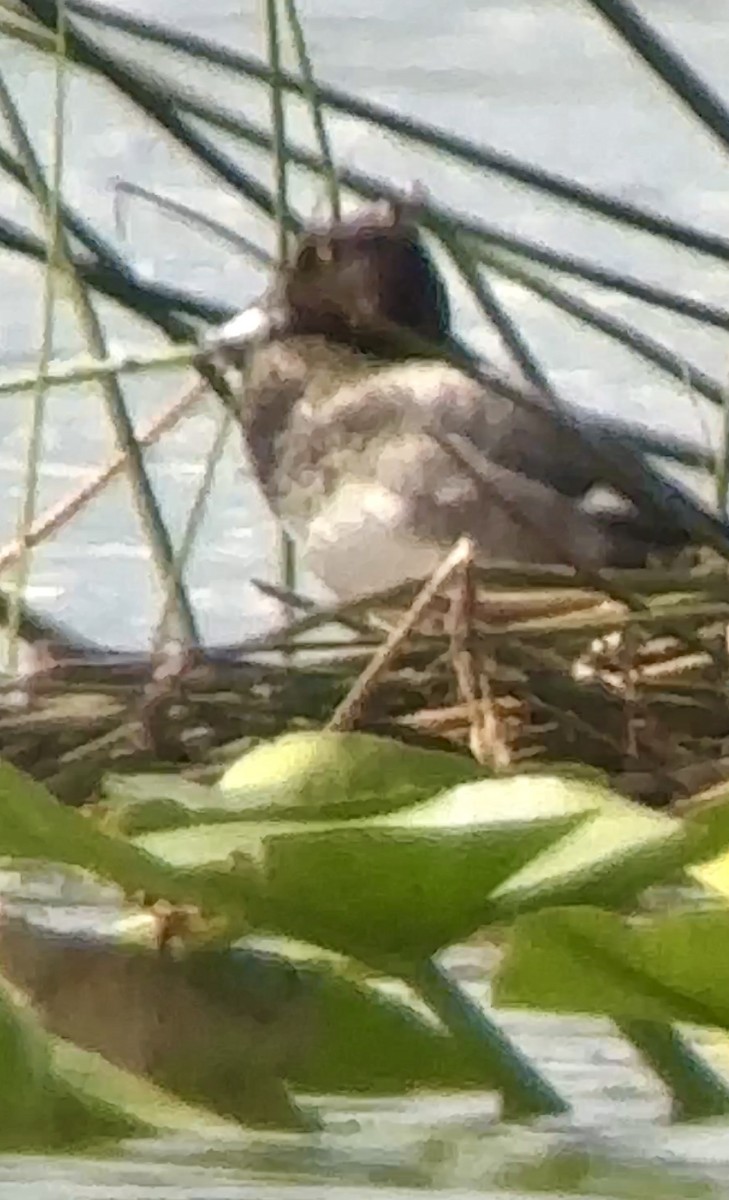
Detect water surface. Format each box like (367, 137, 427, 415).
(2, 2, 729, 1194)
(2, 0, 729, 646)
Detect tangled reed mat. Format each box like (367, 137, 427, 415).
(3, 546, 729, 811)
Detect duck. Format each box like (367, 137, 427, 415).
(205, 200, 692, 602)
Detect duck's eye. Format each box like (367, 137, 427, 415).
(294, 242, 319, 274)
(295, 239, 334, 273)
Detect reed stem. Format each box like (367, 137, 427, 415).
(618, 1019, 729, 1121)
(438, 230, 554, 396)
(0, 28, 66, 671)
(0, 74, 199, 643)
(584, 0, 729, 157)
(472, 241, 728, 412)
(154, 411, 233, 646)
(281, 0, 340, 219)
(63, 0, 729, 264)
(0, 344, 198, 396)
(264, 0, 297, 600)
(19, 0, 300, 236)
(138, 79, 729, 333)
(113, 181, 273, 265)
(411, 957, 568, 1119)
(0, 387, 204, 576)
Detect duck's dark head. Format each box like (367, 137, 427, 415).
(204, 200, 453, 366)
(282, 201, 451, 358)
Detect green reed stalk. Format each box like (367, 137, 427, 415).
(0, 207, 231, 329)
(0, 383, 204, 577)
(154, 411, 233, 646)
(6, 0, 727, 622)
(0, 20, 66, 672)
(717, 384, 729, 517)
(4, 5, 727, 340)
(166, 90, 729, 335)
(1, 4, 290, 447)
(0, 10, 53, 52)
(0, 345, 199, 397)
(0, 199, 712, 472)
(265, 0, 290, 268)
(63, 0, 729, 265)
(0, 145, 228, 330)
(281, 0, 340, 219)
(113, 181, 273, 265)
(0, 75, 200, 643)
(108, 68, 729, 331)
(9, 11, 727, 340)
(438, 230, 554, 395)
(18, 0, 300, 236)
(584, 0, 729, 157)
(122, 80, 727, 411)
(470, 241, 728, 412)
(264, 0, 297, 599)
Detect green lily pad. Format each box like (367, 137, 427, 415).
(0, 759, 191, 899)
(93, 795, 196, 837)
(141, 776, 588, 967)
(216, 731, 485, 820)
(233, 936, 488, 1095)
(497, 911, 729, 1120)
(0, 911, 308, 1130)
(96, 734, 482, 835)
(0, 759, 262, 930)
(261, 822, 578, 968)
(681, 789, 729, 892)
(137, 817, 345, 869)
(52, 1039, 241, 1137)
(495, 906, 729, 1028)
(684, 787, 729, 855)
(138, 771, 708, 964)
(103, 773, 217, 810)
(486, 778, 704, 919)
(94, 773, 240, 836)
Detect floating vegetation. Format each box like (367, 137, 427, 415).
(0, 553, 728, 810)
(0, 0, 726, 814)
(2, 0, 729, 1150)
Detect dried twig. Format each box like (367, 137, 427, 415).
(328, 538, 472, 732)
(0, 381, 205, 572)
(447, 544, 510, 767)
